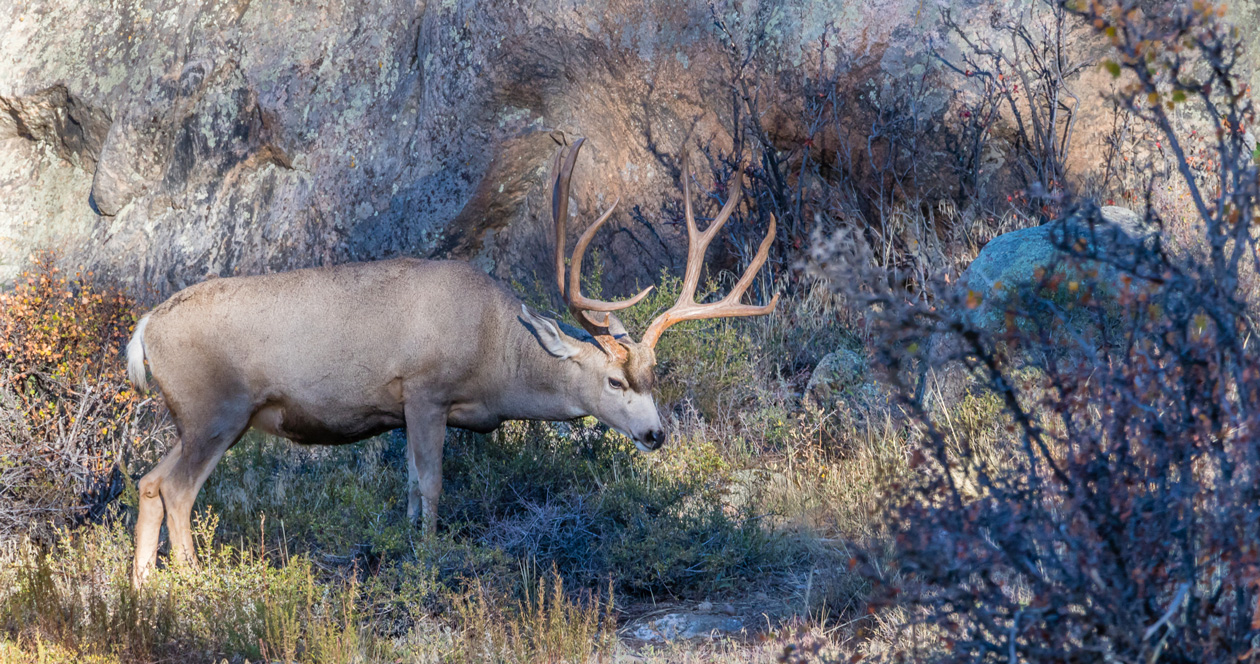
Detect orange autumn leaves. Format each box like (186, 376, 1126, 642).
(1, 251, 144, 465)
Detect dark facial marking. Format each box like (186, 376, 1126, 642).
(621, 343, 657, 393)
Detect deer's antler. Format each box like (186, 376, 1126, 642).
(638, 155, 779, 349)
(551, 137, 653, 339)
(551, 140, 778, 350)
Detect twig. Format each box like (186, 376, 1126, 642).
(1009, 609, 1021, 664)
(1143, 582, 1190, 641)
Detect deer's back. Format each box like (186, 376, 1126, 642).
(142, 258, 516, 440)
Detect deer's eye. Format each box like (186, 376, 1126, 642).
(608, 377, 626, 391)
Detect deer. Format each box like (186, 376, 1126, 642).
(124, 137, 778, 587)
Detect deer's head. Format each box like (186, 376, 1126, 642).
(527, 137, 778, 452)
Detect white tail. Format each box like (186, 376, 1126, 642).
(127, 314, 150, 391)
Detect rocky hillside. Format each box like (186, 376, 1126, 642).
(2, 0, 1257, 296)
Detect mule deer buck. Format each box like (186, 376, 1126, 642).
(125, 137, 777, 586)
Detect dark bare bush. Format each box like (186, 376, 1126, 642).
(935, 0, 1090, 209)
(709, 0, 1088, 310)
(808, 0, 1260, 660)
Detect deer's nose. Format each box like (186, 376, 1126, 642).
(643, 429, 666, 450)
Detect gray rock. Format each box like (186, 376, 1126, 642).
(959, 205, 1153, 338)
(803, 349, 890, 427)
(3, 0, 1256, 296)
(630, 612, 743, 642)
(0, 85, 109, 171)
(918, 206, 1154, 411)
(803, 349, 866, 410)
(0, 0, 954, 292)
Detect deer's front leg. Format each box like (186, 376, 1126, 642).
(403, 400, 447, 533)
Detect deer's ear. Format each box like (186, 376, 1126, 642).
(520, 305, 581, 360)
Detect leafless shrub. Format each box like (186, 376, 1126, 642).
(708, 0, 1090, 308)
(806, 0, 1260, 660)
(935, 0, 1090, 208)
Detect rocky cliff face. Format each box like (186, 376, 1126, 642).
(2, 0, 1257, 297)
(0, 0, 939, 296)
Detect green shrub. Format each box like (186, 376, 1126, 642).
(571, 253, 762, 421)
(192, 413, 802, 601)
(200, 432, 412, 560)
(622, 272, 761, 420)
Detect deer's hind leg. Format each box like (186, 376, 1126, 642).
(159, 400, 252, 569)
(132, 398, 251, 587)
(132, 442, 182, 588)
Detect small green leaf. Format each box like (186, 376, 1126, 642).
(1104, 60, 1121, 78)
(1171, 89, 1186, 103)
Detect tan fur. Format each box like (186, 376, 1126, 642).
(127, 258, 663, 587)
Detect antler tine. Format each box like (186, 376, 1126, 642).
(550, 137, 654, 334)
(725, 213, 778, 306)
(568, 198, 653, 322)
(639, 166, 778, 351)
(678, 154, 742, 304)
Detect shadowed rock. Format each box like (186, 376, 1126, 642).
(0, 0, 977, 293)
(960, 205, 1154, 338)
(919, 205, 1157, 412)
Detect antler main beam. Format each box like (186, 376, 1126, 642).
(551, 137, 653, 334)
(551, 139, 778, 347)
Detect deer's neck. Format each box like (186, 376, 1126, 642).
(486, 318, 590, 423)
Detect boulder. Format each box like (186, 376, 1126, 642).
(917, 206, 1154, 412)
(803, 349, 889, 426)
(803, 349, 865, 409)
(630, 612, 744, 642)
(959, 205, 1154, 338)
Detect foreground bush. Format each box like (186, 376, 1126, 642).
(813, 0, 1260, 660)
